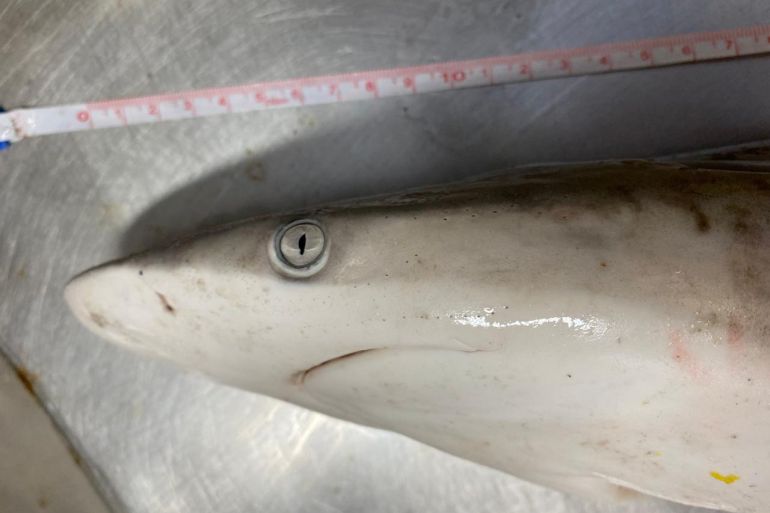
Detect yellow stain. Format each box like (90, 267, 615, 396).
(710, 471, 739, 484)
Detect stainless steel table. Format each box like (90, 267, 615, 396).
(2, 1, 769, 511)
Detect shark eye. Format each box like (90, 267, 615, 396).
(269, 219, 329, 278)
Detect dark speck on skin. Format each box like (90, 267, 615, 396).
(689, 204, 711, 233)
(599, 261, 608, 268)
(138, 270, 143, 276)
(89, 312, 108, 328)
(156, 292, 176, 314)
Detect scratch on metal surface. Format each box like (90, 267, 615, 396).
(0, 0, 20, 23)
(32, 246, 56, 335)
(34, 29, 94, 95)
(0, 225, 20, 284)
(288, 415, 323, 461)
(41, 16, 105, 95)
(262, 402, 284, 425)
(0, 20, 70, 91)
(313, 498, 346, 513)
(255, 6, 344, 23)
(0, 0, 55, 53)
(236, 402, 286, 443)
(516, 76, 587, 134)
(126, 24, 153, 77)
(524, 1, 581, 41)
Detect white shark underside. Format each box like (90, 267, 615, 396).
(66, 161, 770, 512)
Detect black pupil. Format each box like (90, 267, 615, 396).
(298, 233, 307, 255)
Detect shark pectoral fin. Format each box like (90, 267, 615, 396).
(297, 343, 754, 512)
(299, 345, 641, 500)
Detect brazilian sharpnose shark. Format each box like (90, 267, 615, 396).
(66, 157, 770, 512)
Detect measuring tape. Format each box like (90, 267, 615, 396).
(2, 24, 770, 149)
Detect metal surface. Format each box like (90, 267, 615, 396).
(1, 1, 769, 512)
(0, 353, 109, 513)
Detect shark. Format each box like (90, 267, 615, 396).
(65, 159, 770, 512)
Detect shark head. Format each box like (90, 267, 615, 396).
(65, 165, 770, 511)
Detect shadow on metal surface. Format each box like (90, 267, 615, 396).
(121, 109, 770, 258)
(118, 111, 521, 255)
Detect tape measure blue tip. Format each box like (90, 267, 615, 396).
(0, 106, 10, 151)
